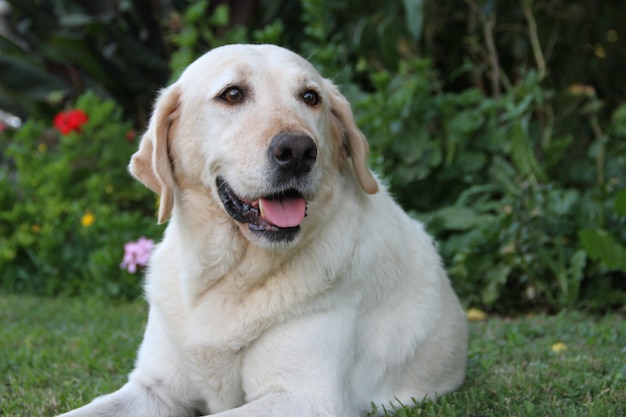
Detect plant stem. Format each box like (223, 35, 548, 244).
(523, 4, 547, 80)
(589, 115, 605, 186)
(469, 0, 502, 100)
(482, 17, 501, 100)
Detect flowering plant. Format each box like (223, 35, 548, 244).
(53, 109, 89, 135)
(120, 237, 154, 274)
(1, 91, 162, 299)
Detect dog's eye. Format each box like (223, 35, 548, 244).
(302, 90, 320, 107)
(220, 87, 244, 104)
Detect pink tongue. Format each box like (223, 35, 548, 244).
(260, 197, 307, 228)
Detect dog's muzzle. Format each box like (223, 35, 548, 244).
(216, 133, 317, 243)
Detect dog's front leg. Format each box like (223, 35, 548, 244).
(55, 379, 198, 417)
(206, 310, 358, 417)
(55, 310, 202, 417)
(207, 391, 337, 417)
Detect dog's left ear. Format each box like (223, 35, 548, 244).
(325, 80, 378, 194)
(129, 85, 181, 224)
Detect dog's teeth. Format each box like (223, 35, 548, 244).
(259, 200, 265, 218)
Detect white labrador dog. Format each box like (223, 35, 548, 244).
(56, 44, 467, 417)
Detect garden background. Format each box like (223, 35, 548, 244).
(1, 0, 625, 416)
(1, 0, 625, 313)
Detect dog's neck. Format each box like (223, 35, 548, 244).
(161, 188, 294, 304)
(159, 176, 372, 309)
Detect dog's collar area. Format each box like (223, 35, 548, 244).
(216, 177, 307, 242)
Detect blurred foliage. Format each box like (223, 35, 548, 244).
(0, 0, 625, 311)
(0, 92, 161, 298)
(0, 0, 173, 124)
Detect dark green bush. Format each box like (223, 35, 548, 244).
(0, 0, 174, 123)
(354, 62, 626, 312)
(1, 0, 624, 311)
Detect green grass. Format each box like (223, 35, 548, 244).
(1, 295, 624, 417)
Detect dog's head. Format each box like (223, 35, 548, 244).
(130, 44, 378, 246)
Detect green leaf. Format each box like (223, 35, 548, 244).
(210, 4, 230, 27)
(185, 0, 209, 23)
(434, 206, 483, 231)
(253, 21, 285, 44)
(614, 189, 626, 216)
(402, 0, 424, 42)
(611, 102, 626, 137)
(549, 189, 579, 216)
(579, 228, 626, 272)
(0, 54, 69, 100)
(482, 264, 511, 305)
(59, 13, 95, 27)
(45, 36, 111, 83)
(510, 121, 546, 187)
(569, 249, 586, 284)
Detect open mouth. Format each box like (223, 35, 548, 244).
(217, 177, 307, 241)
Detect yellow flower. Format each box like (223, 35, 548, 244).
(594, 44, 606, 59)
(567, 83, 596, 97)
(551, 342, 567, 353)
(467, 308, 487, 322)
(81, 212, 95, 228)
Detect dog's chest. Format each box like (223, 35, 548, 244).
(148, 246, 326, 410)
(158, 289, 275, 411)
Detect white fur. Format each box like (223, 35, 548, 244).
(56, 44, 468, 417)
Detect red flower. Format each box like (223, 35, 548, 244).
(54, 109, 89, 135)
(125, 128, 137, 141)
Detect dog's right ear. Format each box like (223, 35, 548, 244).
(129, 85, 181, 224)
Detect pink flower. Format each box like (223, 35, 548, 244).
(120, 237, 154, 274)
(53, 109, 88, 135)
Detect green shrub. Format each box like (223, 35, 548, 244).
(579, 189, 626, 274)
(1, 0, 625, 312)
(354, 63, 626, 312)
(0, 91, 161, 299)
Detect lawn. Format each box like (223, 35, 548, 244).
(1, 294, 624, 417)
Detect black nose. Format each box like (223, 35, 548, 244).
(269, 132, 317, 175)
